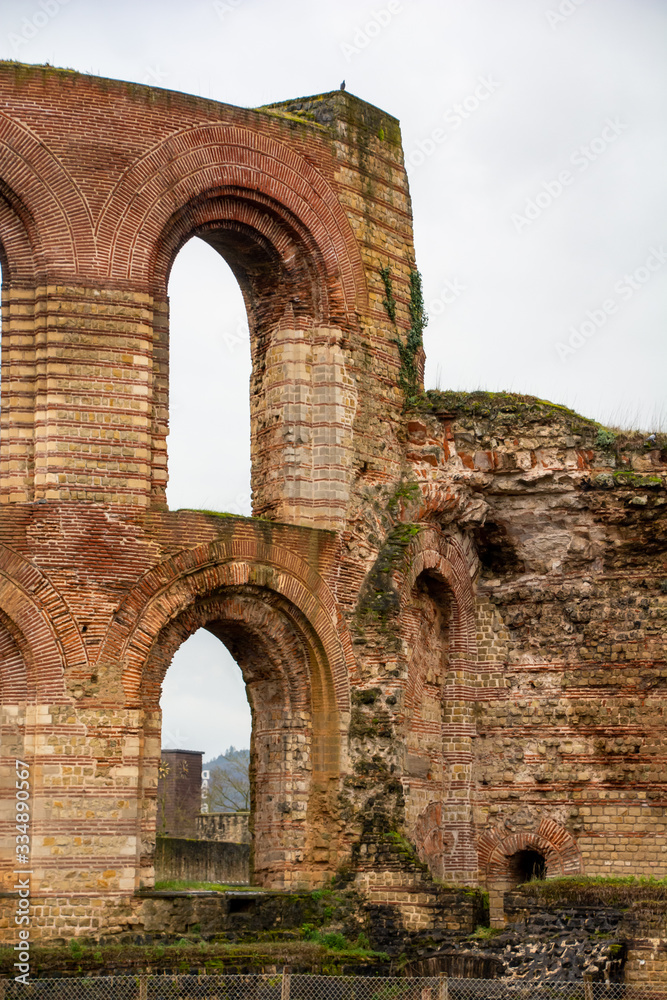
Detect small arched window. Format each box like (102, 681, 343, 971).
(508, 848, 546, 885)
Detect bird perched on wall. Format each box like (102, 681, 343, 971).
(340, 80, 346, 90)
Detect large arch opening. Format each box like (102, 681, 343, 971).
(137, 579, 343, 890)
(150, 189, 358, 527)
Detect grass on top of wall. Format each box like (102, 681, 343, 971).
(515, 875, 667, 907)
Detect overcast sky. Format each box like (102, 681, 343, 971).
(2, 0, 665, 758)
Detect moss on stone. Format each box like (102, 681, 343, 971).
(383, 831, 424, 866)
(0, 936, 389, 976)
(352, 687, 382, 705)
(412, 388, 600, 426)
(515, 874, 667, 907)
(411, 391, 667, 462)
(612, 470, 664, 488)
(355, 522, 422, 623)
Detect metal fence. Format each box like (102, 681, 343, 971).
(0, 976, 665, 1000)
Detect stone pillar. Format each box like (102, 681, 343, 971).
(252, 326, 357, 529)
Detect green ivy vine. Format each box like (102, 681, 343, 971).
(379, 265, 427, 402)
(379, 265, 396, 322)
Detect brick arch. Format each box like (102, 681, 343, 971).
(0, 547, 83, 701)
(96, 123, 367, 319)
(96, 535, 352, 715)
(0, 111, 93, 274)
(140, 587, 335, 886)
(479, 819, 583, 882)
(142, 590, 314, 713)
(99, 534, 353, 889)
(154, 192, 330, 330)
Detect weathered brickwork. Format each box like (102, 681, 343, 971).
(0, 65, 665, 944)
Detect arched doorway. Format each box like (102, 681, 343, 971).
(141, 586, 337, 887)
(479, 821, 583, 925)
(100, 538, 351, 892)
(507, 848, 546, 885)
(403, 570, 454, 880)
(398, 529, 480, 884)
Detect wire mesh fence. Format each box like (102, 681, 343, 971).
(0, 975, 666, 1000)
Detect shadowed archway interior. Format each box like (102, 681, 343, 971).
(508, 849, 547, 886)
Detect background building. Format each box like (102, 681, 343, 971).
(156, 750, 203, 838)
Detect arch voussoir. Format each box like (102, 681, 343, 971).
(96, 534, 351, 715)
(0, 547, 83, 700)
(96, 124, 366, 320)
(481, 822, 584, 882)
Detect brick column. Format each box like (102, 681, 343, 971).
(0, 286, 37, 502)
(28, 285, 155, 505)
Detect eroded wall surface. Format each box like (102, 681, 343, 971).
(400, 393, 667, 891)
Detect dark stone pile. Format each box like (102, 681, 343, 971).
(400, 905, 626, 982)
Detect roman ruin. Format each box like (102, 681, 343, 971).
(0, 64, 664, 943)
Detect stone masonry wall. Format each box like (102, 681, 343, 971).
(400, 391, 667, 888)
(196, 813, 250, 844)
(155, 837, 250, 885)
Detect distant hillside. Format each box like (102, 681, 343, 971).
(205, 746, 249, 772)
(204, 746, 250, 811)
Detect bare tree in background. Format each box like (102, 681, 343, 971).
(205, 747, 250, 812)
